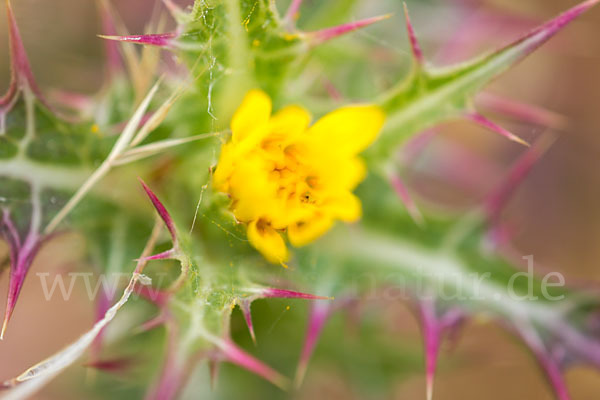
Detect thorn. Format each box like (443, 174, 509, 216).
(477, 93, 567, 130)
(137, 248, 176, 262)
(239, 300, 256, 345)
(2, 0, 49, 109)
(0, 318, 7, 340)
(161, 0, 184, 20)
(401, 129, 437, 163)
(420, 301, 440, 400)
(146, 323, 183, 400)
(403, 3, 425, 66)
(514, 324, 572, 400)
(139, 179, 178, 245)
(467, 112, 530, 147)
(90, 288, 112, 361)
(135, 285, 171, 307)
(98, 32, 176, 47)
(136, 313, 168, 333)
(220, 339, 290, 390)
(294, 302, 331, 388)
(284, 0, 303, 23)
(388, 173, 424, 226)
(83, 357, 135, 373)
(426, 377, 433, 400)
(208, 358, 219, 390)
(261, 288, 332, 300)
(322, 78, 342, 102)
(485, 134, 556, 221)
(6, 0, 36, 89)
(491, 0, 600, 66)
(416, 300, 465, 400)
(97, 0, 123, 76)
(306, 14, 392, 45)
(1, 268, 27, 340)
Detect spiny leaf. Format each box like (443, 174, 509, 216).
(0, 221, 162, 397)
(372, 0, 599, 159)
(44, 80, 161, 234)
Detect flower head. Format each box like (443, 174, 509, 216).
(214, 90, 385, 263)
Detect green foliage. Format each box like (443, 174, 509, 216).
(1, 0, 598, 399)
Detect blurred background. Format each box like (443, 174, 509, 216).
(1, 0, 599, 398)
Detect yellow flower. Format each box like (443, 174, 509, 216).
(213, 90, 385, 264)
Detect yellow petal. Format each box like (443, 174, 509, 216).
(247, 219, 289, 263)
(212, 142, 235, 192)
(269, 105, 311, 139)
(288, 216, 333, 247)
(307, 104, 385, 154)
(229, 155, 278, 222)
(314, 156, 367, 191)
(323, 192, 362, 222)
(231, 89, 272, 143)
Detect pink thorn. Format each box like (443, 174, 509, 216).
(239, 300, 256, 345)
(417, 300, 465, 400)
(322, 78, 343, 102)
(435, 7, 540, 65)
(2, 269, 25, 340)
(485, 135, 556, 221)
(90, 288, 112, 362)
(516, 326, 571, 400)
(403, 3, 425, 66)
(477, 92, 567, 131)
(220, 339, 290, 390)
(285, 0, 303, 22)
(146, 324, 183, 400)
(0, 212, 42, 340)
(161, 0, 183, 18)
(401, 129, 437, 163)
(494, 0, 600, 64)
(2, 209, 21, 250)
(389, 174, 424, 226)
(99, 32, 177, 48)
(261, 288, 332, 300)
(208, 358, 220, 389)
(420, 300, 440, 400)
(83, 357, 136, 373)
(137, 312, 169, 332)
(49, 90, 95, 114)
(5, 1, 39, 92)
(294, 302, 331, 388)
(467, 112, 530, 147)
(486, 222, 515, 248)
(138, 248, 176, 262)
(307, 14, 391, 45)
(98, 0, 123, 76)
(538, 354, 571, 400)
(135, 285, 171, 307)
(139, 180, 178, 245)
(1, 0, 48, 110)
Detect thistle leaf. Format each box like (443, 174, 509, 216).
(372, 0, 599, 159)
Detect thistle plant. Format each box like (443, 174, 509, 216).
(0, 0, 599, 399)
